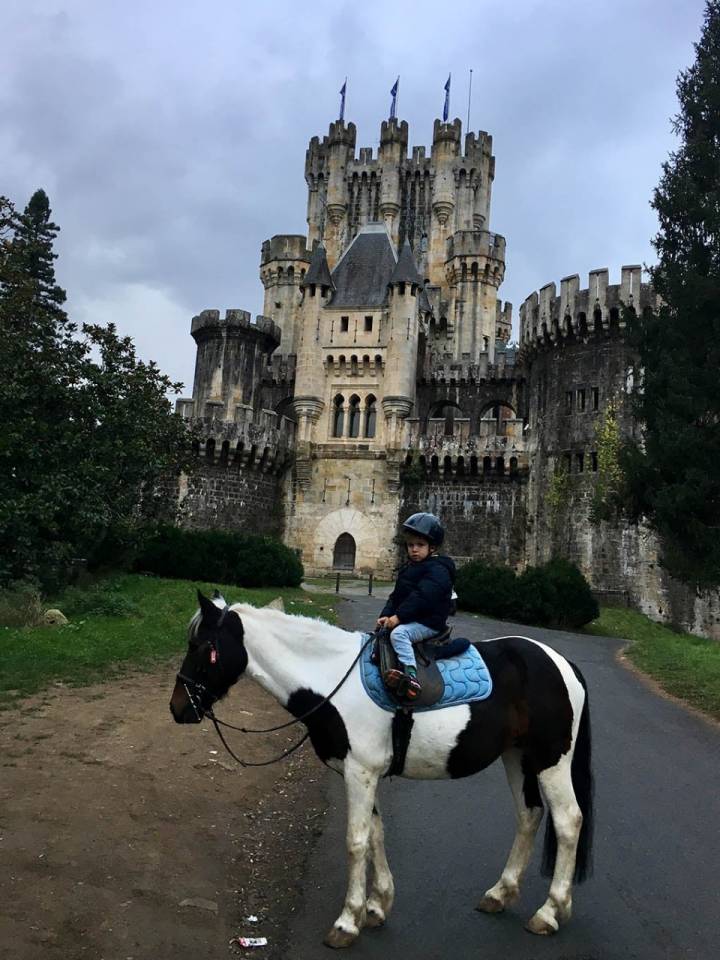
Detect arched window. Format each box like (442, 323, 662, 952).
(333, 395, 345, 437)
(348, 395, 361, 438)
(333, 533, 356, 571)
(364, 395, 377, 438)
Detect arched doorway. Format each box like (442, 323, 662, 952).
(333, 533, 356, 571)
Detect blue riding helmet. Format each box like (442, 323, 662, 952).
(402, 512, 445, 547)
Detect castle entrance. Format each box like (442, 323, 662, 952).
(332, 533, 356, 571)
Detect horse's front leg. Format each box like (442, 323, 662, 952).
(324, 757, 380, 949)
(366, 799, 394, 927)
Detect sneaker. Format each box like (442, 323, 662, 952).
(402, 676, 422, 701)
(383, 668, 404, 690)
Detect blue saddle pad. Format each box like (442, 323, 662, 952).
(359, 635, 493, 713)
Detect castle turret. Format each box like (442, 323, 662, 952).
(323, 121, 356, 268)
(378, 118, 408, 248)
(429, 118, 462, 273)
(260, 235, 312, 356)
(383, 240, 422, 446)
(189, 310, 280, 421)
(293, 244, 334, 447)
(445, 230, 506, 360)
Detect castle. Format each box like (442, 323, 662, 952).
(171, 112, 720, 639)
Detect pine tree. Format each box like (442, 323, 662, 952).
(623, 0, 720, 587)
(0, 191, 195, 588)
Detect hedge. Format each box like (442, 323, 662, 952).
(456, 557, 598, 629)
(134, 526, 304, 588)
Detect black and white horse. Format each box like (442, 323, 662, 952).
(170, 592, 593, 949)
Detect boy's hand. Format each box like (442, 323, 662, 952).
(376, 616, 388, 628)
(384, 615, 400, 629)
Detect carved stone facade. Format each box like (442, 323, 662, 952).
(170, 112, 720, 639)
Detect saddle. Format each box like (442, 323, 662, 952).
(373, 626, 470, 708)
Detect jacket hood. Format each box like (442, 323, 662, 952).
(431, 554, 456, 580)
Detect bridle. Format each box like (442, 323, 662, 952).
(177, 607, 375, 768)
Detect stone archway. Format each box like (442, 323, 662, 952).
(332, 533, 356, 571)
(312, 508, 383, 574)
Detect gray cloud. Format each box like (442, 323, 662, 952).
(0, 0, 706, 393)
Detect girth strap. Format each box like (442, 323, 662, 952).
(385, 707, 415, 778)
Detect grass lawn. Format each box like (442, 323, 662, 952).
(586, 607, 720, 721)
(0, 573, 338, 706)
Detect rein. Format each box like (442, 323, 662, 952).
(179, 631, 376, 768)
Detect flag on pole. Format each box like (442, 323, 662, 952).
(390, 76, 399, 120)
(339, 78, 347, 122)
(443, 73, 451, 122)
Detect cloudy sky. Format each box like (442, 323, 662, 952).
(1, 0, 706, 395)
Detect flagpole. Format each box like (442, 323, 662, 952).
(467, 68, 473, 131)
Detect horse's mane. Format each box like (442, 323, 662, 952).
(229, 602, 359, 652)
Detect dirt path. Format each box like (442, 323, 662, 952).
(0, 664, 330, 960)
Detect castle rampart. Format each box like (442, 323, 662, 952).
(519, 266, 657, 348)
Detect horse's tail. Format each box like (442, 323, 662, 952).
(541, 661, 594, 883)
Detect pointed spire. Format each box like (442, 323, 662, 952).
(301, 243, 335, 291)
(390, 239, 422, 288)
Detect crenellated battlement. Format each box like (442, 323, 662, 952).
(420, 349, 517, 384)
(174, 410, 296, 474)
(519, 266, 658, 349)
(260, 234, 311, 266)
(403, 432, 528, 478)
(446, 229, 506, 262)
(191, 309, 281, 347)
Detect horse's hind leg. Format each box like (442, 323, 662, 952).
(324, 757, 379, 949)
(478, 748, 543, 914)
(365, 800, 395, 927)
(526, 757, 581, 935)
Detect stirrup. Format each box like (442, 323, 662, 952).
(395, 672, 421, 701)
(383, 668, 404, 690)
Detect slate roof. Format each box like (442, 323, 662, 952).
(301, 244, 334, 289)
(329, 224, 397, 308)
(390, 239, 422, 286)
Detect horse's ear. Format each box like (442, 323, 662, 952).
(197, 590, 221, 624)
(212, 589, 226, 604)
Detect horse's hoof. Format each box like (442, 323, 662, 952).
(324, 926, 359, 949)
(365, 906, 385, 928)
(525, 912, 559, 936)
(476, 895, 505, 914)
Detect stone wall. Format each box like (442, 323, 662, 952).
(401, 474, 527, 570)
(164, 463, 286, 538)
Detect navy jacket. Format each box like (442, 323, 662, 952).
(380, 555, 457, 631)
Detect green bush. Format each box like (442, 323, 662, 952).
(455, 562, 520, 620)
(134, 526, 304, 588)
(60, 580, 140, 619)
(0, 580, 43, 628)
(456, 558, 598, 629)
(542, 557, 599, 628)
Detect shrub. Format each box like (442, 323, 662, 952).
(455, 561, 520, 620)
(134, 526, 304, 588)
(456, 558, 598, 629)
(60, 581, 140, 619)
(0, 579, 43, 628)
(542, 558, 599, 628)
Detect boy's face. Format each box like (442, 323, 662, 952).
(406, 536, 432, 563)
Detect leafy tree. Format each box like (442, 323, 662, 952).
(0, 189, 195, 588)
(622, 1, 720, 587)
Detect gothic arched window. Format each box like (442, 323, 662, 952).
(365, 395, 377, 438)
(333, 395, 345, 438)
(348, 395, 361, 438)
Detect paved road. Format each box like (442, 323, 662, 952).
(285, 594, 720, 960)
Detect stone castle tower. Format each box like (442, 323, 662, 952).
(171, 107, 720, 639)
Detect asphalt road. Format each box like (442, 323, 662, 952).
(284, 592, 720, 960)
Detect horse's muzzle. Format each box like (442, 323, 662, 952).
(170, 680, 204, 723)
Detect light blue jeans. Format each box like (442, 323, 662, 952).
(390, 622, 438, 668)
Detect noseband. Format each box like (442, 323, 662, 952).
(177, 607, 374, 768)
